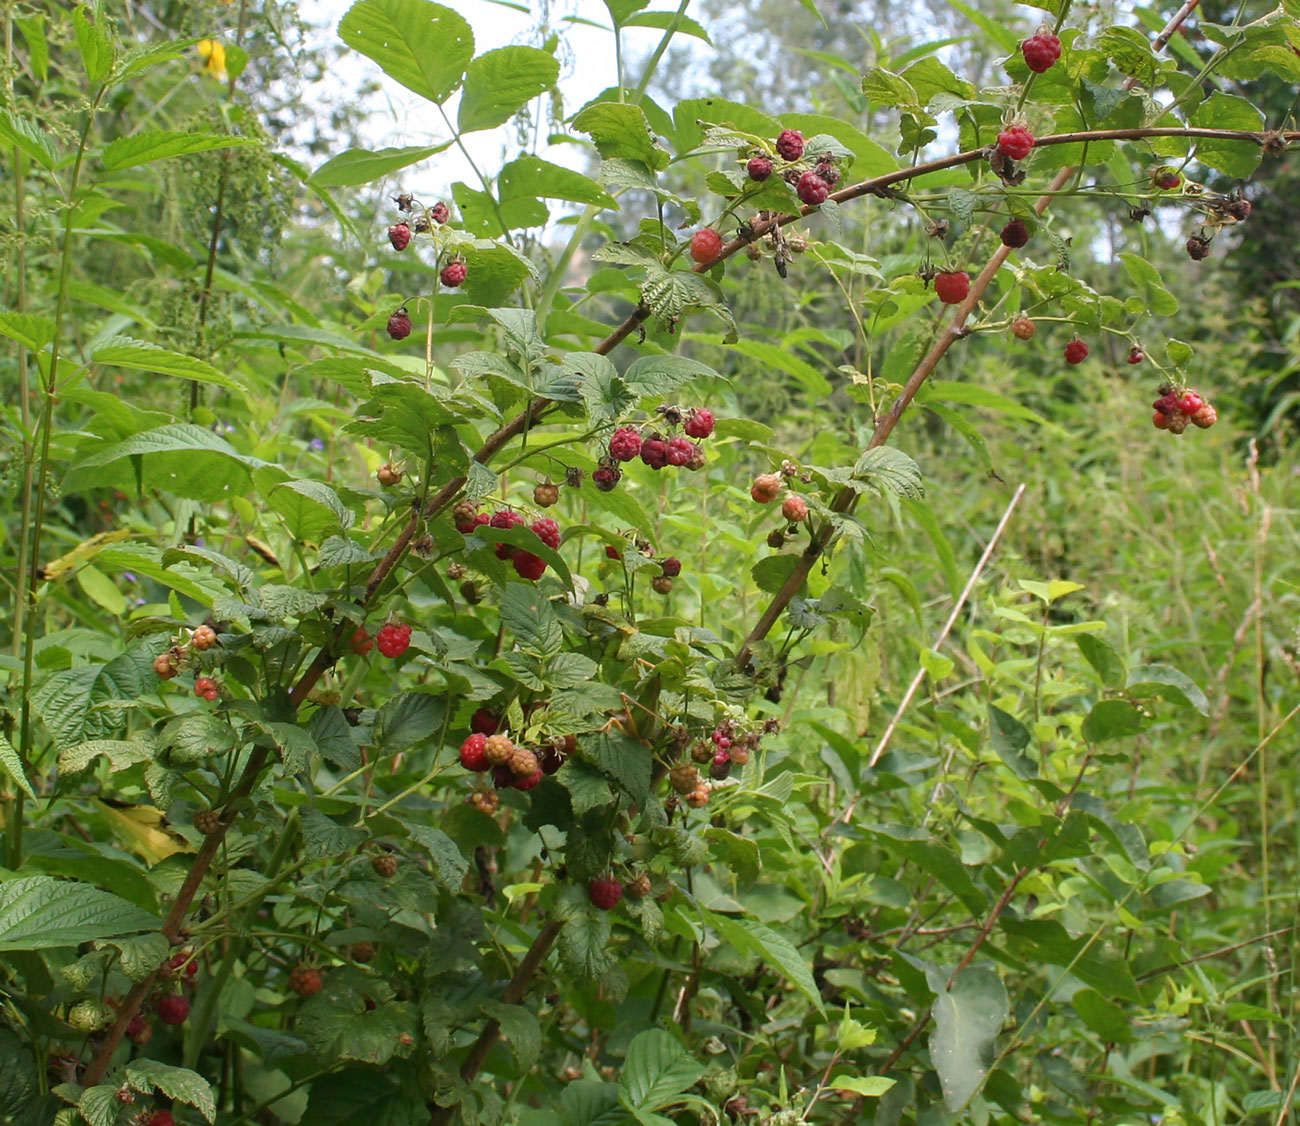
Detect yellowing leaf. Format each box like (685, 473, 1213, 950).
(95, 800, 194, 865)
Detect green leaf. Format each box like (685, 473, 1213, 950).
(300, 807, 368, 859)
(0, 108, 56, 169)
(99, 931, 170, 981)
(100, 131, 259, 171)
(1119, 252, 1179, 317)
(33, 655, 150, 748)
(0, 310, 56, 351)
(919, 381, 1050, 425)
(406, 825, 470, 888)
(0, 734, 36, 799)
(301, 1069, 425, 1126)
(783, 112, 898, 176)
(837, 1009, 878, 1051)
(75, 564, 127, 616)
(126, 1060, 216, 1123)
(1071, 989, 1132, 1042)
(930, 966, 1008, 1111)
(572, 101, 669, 170)
(73, 5, 114, 83)
(499, 583, 563, 656)
(499, 156, 616, 207)
(988, 705, 1036, 780)
(752, 555, 800, 596)
(0, 875, 160, 950)
(481, 1000, 542, 1069)
(93, 337, 249, 394)
(670, 97, 780, 155)
(619, 1029, 706, 1111)
(1190, 92, 1264, 177)
(338, 0, 474, 104)
(829, 1076, 896, 1097)
(1081, 699, 1144, 743)
(458, 46, 559, 133)
(853, 447, 924, 498)
(623, 10, 711, 40)
(622, 354, 717, 401)
(310, 143, 452, 187)
(715, 915, 826, 1016)
(268, 479, 355, 541)
(1126, 664, 1209, 715)
(462, 242, 540, 304)
(1075, 634, 1125, 688)
(374, 692, 445, 755)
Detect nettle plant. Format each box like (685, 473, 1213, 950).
(3, 0, 1300, 1124)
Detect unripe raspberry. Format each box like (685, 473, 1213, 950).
(350, 941, 377, 963)
(1187, 235, 1211, 261)
(1166, 412, 1189, 434)
(640, 437, 670, 470)
(194, 809, 221, 835)
(609, 427, 643, 462)
(684, 407, 714, 439)
(387, 309, 412, 340)
(796, 171, 829, 206)
(191, 625, 217, 650)
(1021, 32, 1062, 73)
(691, 740, 713, 763)
(626, 873, 652, 898)
(593, 464, 621, 492)
(440, 260, 467, 287)
(1127, 346, 1145, 364)
(484, 734, 514, 766)
(588, 877, 623, 910)
(1000, 219, 1029, 248)
(747, 155, 773, 181)
(153, 652, 179, 679)
(684, 785, 710, 809)
(934, 271, 970, 304)
(690, 228, 724, 265)
(1011, 316, 1036, 340)
(126, 1015, 152, 1045)
(775, 129, 804, 160)
(667, 436, 696, 467)
(730, 745, 750, 766)
(460, 733, 490, 771)
(781, 495, 809, 522)
(376, 462, 402, 487)
(470, 790, 499, 815)
(156, 994, 190, 1026)
(996, 126, 1034, 160)
(1177, 390, 1203, 415)
(534, 482, 559, 507)
(651, 576, 673, 595)
(1152, 411, 1170, 430)
(1064, 339, 1089, 365)
(751, 473, 782, 503)
(660, 557, 682, 578)
(1191, 402, 1218, 428)
(430, 201, 450, 224)
(388, 223, 411, 251)
(686, 444, 707, 471)
(669, 763, 700, 795)
(509, 746, 540, 776)
(289, 965, 322, 998)
(371, 852, 398, 878)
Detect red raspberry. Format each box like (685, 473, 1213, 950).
(149, 1113, 175, 1126)
(194, 677, 217, 698)
(690, 228, 724, 265)
(430, 201, 450, 224)
(1154, 392, 1180, 415)
(934, 271, 970, 304)
(640, 437, 670, 470)
(593, 464, 620, 491)
(782, 495, 809, 522)
(684, 408, 714, 439)
(460, 733, 490, 771)
(1191, 403, 1218, 428)
(387, 309, 412, 340)
(126, 1015, 152, 1045)
(1152, 411, 1170, 430)
(747, 155, 773, 181)
(588, 877, 624, 910)
(376, 622, 412, 658)
(996, 126, 1034, 160)
(605, 545, 621, 561)
(1127, 346, 1145, 364)
(608, 427, 642, 462)
(1011, 316, 1036, 340)
(350, 626, 373, 655)
(490, 509, 526, 558)
(775, 129, 804, 160)
(1021, 32, 1062, 73)
(530, 517, 561, 550)
(453, 501, 479, 533)
(1000, 219, 1029, 248)
(388, 223, 411, 251)
(471, 708, 499, 736)
(666, 436, 696, 467)
(440, 261, 467, 287)
(156, 995, 189, 1026)
(491, 763, 515, 789)
(1177, 391, 1203, 415)
(1153, 167, 1181, 190)
(167, 951, 198, 977)
(660, 557, 682, 578)
(796, 171, 829, 206)
(289, 965, 322, 998)
(1064, 339, 1089, 365)
(513, 769, 543, 791)
(513, 551, 547, 581)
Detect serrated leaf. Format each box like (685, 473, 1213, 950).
(406, 825, 470, 888)
(374, 692, 445, 754)
(459, 45, 558, 133)
(310, 143, 452, 187)
(338, 0, 474, 104)
(93, 337, 249, 394)
(0, 108, 56, 169)
(0, 734, 36, 799)
(0, 310, 57, 351)
(268, 479, 355, 540)
(499, 583, 563, 656)
(619, 1029, 705, 1111)
(100, 131, 258, 171)
(126, 1060, 216, 1123)
(0, 875, 160, 951)
(572, 101, 669, 170)
(715, 916, 826, 1016)
(853, 447, 924, 498)
(300, 806, 368, 858)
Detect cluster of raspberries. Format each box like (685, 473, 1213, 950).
(454, 503, 561, 580)
(1152, 387, 1217, 433)
(593, 407, 715, 492)
(743, 128, 844, 207)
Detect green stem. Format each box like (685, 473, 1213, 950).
(630, 0, 690, 104)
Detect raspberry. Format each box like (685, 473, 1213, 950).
(531, 517, 561, 550)
(349, 626, 373, 655)
(490, 509, 526, 558)
(194, 676, 217, 699)
(470, 790, 499, 815)
(996, 125, 1034, 160)
(660, 557, 682, 578)
(1177, 391, 1203, 415)
(440, 261, 467, 287)
(388, 223, 411, 251)
(684, 408, 714, 439)
(652, 576, 673, 595)
(710, 756, 732, 781)
(156, 995, 190, 1026)
(1021, 32, 1062, 73)
(191, 625, 217, 650)
(781, 495, 809, 522)
(376, 622, 412, 658)
(509, 746, 540, 776)
(766, 529, 786, 548)
(371, 853, 398, 878)
(534, 482, 559, 507)
(775, 129, 805, 160)
(153, 653, 179, 679)
(149, 1113, 175, 1126)
(1127, 346, 1145, 364)
(731, 745, 750, 766)
(167, 950, 198, 976)
(640, 437, 670, 470)
(377, 462, 402, 486)
(588, 877, 624, 910)
(511, 551, 544, 580)
(1167, 413, 1189, 434)
(1000, 219, 1029, 248)
(1064, 339, 1089, 365)
(796, 171, 829, 206)
(471, 707, 499, 736)
(609, 427, 643, 462)
(666, 436, 696, 467)
(1192, 403, 1218, 428)
(1152, 411, 1170, 430)
(593, 464, 621, 492)
(626, 873, 652, 898)
(605, 544, 622, 561)
(539, 738, 571, 774)
(751, 473, 782, 503)
(684, 784, 710, 809)
(934, 271, 970, 304)
(289, 965, 322, 998)
(815, 159, 841, 187)
(453, 500, 479, 533)
(1187, 235, 1211, 261)
(387, 309, 412, 340)
(690, 228, 724, 265)
(512, 768, 543, 791)
(350, 941, 376, 963)
(460, 733, 490, 771)
(747, 155, 773, 181)
(1153, 167, 1181, 190)
(194, 810, 221, 835)
(1225, 198, 1252, 221)
(126, 1015, 152, 1045)
(1011, 316, 1036, 340)
(484, 734, 514, 766)
(430, 201, 450, 224)
(670, 763, 700, 795)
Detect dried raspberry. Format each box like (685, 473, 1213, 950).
(996, 126, 1034, 161)
(796, 171, 829, 206)
(751, 473, 782, 503)
(470, 790, 499, 815)
(651, 576, 673, 595)
(289, 965, 322, 998)
(588, 877, 624, 910)
(387, 309, 412, 340)
(766, 529, 786, 548)
(156, 995, 190, 1026)
(1127, 346, 1145, 364)
(710, 756, 732, 781)
(684, 408, 715, 439)
(1021, 32, 1062, 73)
(626, 873, 652, 898)
(1011, 316, 1036, 340)
(430, 201, 450, 224)
(534, 482, 559, 507)
(440, 260, 467, 287)
(781, 495, 809, 522)
(934, 271, 970, 304)
(669, 763, 700, 795)
(815, 159, 841, 187)
(531, 517, 561, 550)
(690, 228, 724, 265)
(775, 129, 805, 160)
(1225, 198, 1252, 221)
(191, 625, 217, 650)
(376, 622, 412, 658)
(484, 734, 514, 766)
(153, 653, 179, 679)
(640, 437, 670, 470)
(471, 707, 499, 736)
(593, 464, 621, 491)
(609, 427, 643, 462)
(1186, 235, 1211, 260)
(460, 733, 490, 771)
(660, 557, 682, 578)
(1153, 167, 1181, 190)
(1000, 219, 1029, 248)
(194, 810, 221, 835)
(666, 436, 696, 467)
(747, 155, 773, 181)
(1191, 403, 1217, 428)
(372, 852, 398, 878)
(1064, 339, 1090, 365)
(388, 223, 411, 251)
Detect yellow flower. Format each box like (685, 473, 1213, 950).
(197, 38, 228, 82)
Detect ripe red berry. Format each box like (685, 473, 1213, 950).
(513, 769, 543, 791)
(440, 261, 467, 287)
(605, 545, 621, 561)
(388, 224, 411, 251)
(1177, 391, 1203, 415)
(996, 126, 1034, 161)
(350, 626, 373, 655)
(782, 495, 809, 522)
(376, 622, 412, 658)
(1000, 219, 1029, 248)
(684, 408, 714, 439)
(796, 171, 829, 206)
(490, 509, 526, 558)
(934, 271, 970, 305)
(588, 877, 624, 910)
(1021, 32, 1062, 73)
(1011, 316, 1036, 340)
(156, 995, 190, 1026)
(660, 557, 682, 578)
(1064, 339, 1090, 365)
(1191, 403, 1218, 429)
(690, 228, 724, 265)
(387, 309, 412, 340)
(513, 551, 547, 581)
(460, 733, 490, 771)
(609, 427, 643, 462)
(193, 677, 216, 699)
(530, 517, 561, 550)
(775, 129, 804, 160)
(1153, 167, 1181, 190)
(1127, 346, 1145, 364)
(640, 437, 670, 470)
(667, 436, 696, 467)
(126, 1015, 152, 1045)
(430, 201, 450, 224)
(747, 155, 773, 181)
(471, 708, 499, 736)
(149, 1112, 175, 1126)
